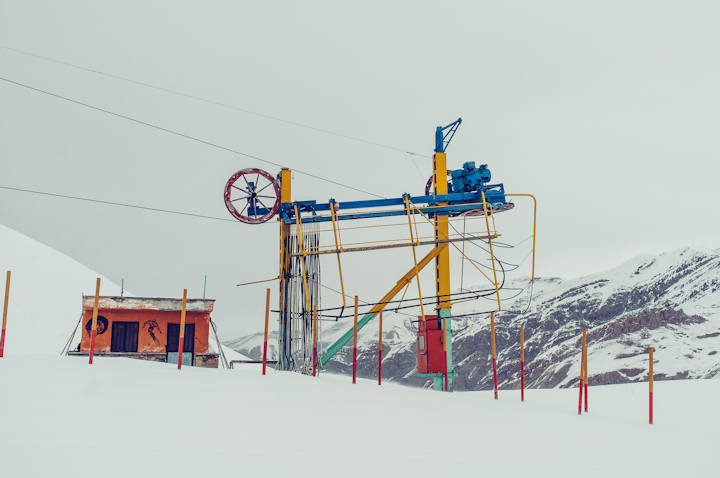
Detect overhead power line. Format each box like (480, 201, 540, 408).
(0, 76, 384, 199)
(0, 185, 240, 223)
(0, 44, 429, 158)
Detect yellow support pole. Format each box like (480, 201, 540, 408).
(278, 168, 292, 371)
(1, 271, 11, 357)
(433, 151, 452, 391)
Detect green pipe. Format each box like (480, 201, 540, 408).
(320, 312, 377, 367)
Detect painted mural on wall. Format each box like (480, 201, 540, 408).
(84, 316, 108, 336)
(143, 320, 162, 343)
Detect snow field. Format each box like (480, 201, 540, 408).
(0, 354, 717, 478)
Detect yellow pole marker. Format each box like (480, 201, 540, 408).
(263, 287, 271, 375)
(88, 278, 101, 365)
(1, 271, 11, 358)
(177, 289, 187, 370)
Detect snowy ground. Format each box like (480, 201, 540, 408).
(0, 354, 716, 477)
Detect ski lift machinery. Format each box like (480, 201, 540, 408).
(224, 119, 536, 391)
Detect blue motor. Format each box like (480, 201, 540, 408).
(450, 162, 491, 194)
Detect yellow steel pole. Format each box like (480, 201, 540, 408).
(278, 168, 292, 370)
(433, 152, 452, 391)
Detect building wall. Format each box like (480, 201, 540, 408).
(79, 309, 211, 355)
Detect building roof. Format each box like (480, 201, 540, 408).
(82, 296, 215, 313)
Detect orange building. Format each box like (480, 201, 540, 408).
(71, 296, 219, 367)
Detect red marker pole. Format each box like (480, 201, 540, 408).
(312, 304, 318, 377)
(263, 288, 270, 375)
(584, 335, 589, 413)
(443, 314, 449, 392)
(88, 278, 101, 365)
(177, 289, 187, 370)
(520, 325, 525, 402)
(649, 347, 654, 425)
(378, 310, 383, 385)
(578, 329, 586, 415)
(352, 296, 358, 384)
(491, 312, 498, 400)
(0, 271, 10, 358)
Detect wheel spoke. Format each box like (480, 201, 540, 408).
(230, 197, 248, 203)
(256, 197, 270, 211)
(252, 197, 258, 216)
(255, 182, 272, 195)
(231, 184, 250, 196)
(239, 201, 249, 217)
(243, 175, 252, 192)
(256, 194, 276, 199)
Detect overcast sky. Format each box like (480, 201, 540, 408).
(2, 1, 719, 339)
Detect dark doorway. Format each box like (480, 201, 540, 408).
(111, 321, 139, 352)
(166, 324, 195, 354)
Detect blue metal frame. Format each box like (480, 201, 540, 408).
(281, 184, 508, 224)
(435, 118, 462, 153)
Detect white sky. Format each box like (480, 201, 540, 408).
(1, 1, 719, 339)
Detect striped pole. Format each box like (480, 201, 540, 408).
(0, 271, 10, 358)
(312, 304, 318, 377)
(263, 288, 270, 375)
(378, 310, 382, 385)
(520, 325, 525, 402)
(88, 278, 101, 365)
(649, 347, 654, 425)
(491, 312, 498, 400)
(584, 333, 589, 412)
(352, 296, 358, 384)
(578, 329, 586, 415)
(177, 289, 187, 370)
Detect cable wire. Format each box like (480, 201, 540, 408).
(0, 185, 241, 222)
(0, 44, 429, 158)
(0, 76, 384, 199)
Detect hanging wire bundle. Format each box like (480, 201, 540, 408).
(278, 223, 322, 374)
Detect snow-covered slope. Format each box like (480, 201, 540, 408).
(227, 246, 720, 389)
(0, 223, 122, 354)
(1, 354, 718, 477)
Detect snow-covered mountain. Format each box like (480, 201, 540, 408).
(226, 246, 720, 390)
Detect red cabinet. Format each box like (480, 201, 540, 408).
(417, 315, 446, 374)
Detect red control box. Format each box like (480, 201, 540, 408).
(417, 315, 446, 374)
